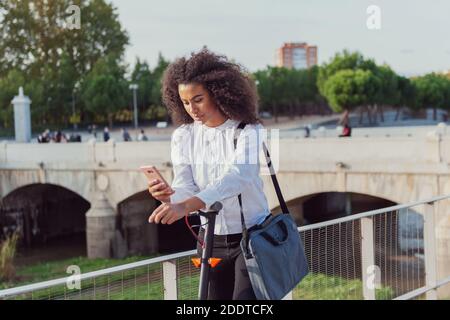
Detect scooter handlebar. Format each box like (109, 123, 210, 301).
(208, 201, 223, 213)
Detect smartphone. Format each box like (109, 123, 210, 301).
(140, 165, 170, 187)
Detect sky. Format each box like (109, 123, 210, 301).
(111, 0, 450, 77)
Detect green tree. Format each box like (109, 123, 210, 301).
(149, 53, 170, 121)
(394, 76, 416, 121)
(372, 65, 399, 123)
(322, 69, 380, 119)
(254, 68, 273, 115)
(50, 51, 78, 125)
(317, 50, 377, 98)
(0, 70, 25, 129)
(254, 66, 324, 121)
(262, 67, 285, 122)
(130, 58, 153, 122)
(298, 66, 325, 115)
(80, 54, 128, 128)
(0, 0, 128, 78)
(318, 50, 378, 124)
(0, 0, 129, 127)
(413, 73, 449, 121)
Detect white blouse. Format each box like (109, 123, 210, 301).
(169, 118, 270, 235)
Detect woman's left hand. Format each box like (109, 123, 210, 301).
(148, 202, 187, 225)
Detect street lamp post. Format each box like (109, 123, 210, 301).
(255, 79, 260, 117)
(129, 83, 139, 131)
(72, 82, 80, 131)
(72, 91, 77, 130)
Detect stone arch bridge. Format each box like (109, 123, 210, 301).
(0, 135, 449, 281)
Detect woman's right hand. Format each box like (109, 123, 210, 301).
(148, 179, 175, 203)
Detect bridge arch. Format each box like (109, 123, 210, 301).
(0, 183, 91, 263)
(0, 169, 95, 203)
(276, 191, 425, 291)
(116, 190, 200, 256)
(271, 191, 399, 226)
(304, 192, 395, 224)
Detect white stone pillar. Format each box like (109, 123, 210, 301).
(86, 174, 117, 258)
(11, 87, 32, 143)
(86, 191, 117, 258)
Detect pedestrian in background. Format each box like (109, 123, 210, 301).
(103, 127, 110, 142)
(138, 129, 149, 141)
(122, 128, 132, 141)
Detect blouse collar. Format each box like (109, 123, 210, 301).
(198, 118, 238, 131)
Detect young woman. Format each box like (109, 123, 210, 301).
(147, 48, 270, 300)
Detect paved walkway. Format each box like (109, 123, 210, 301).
(3, 111, 448, 143)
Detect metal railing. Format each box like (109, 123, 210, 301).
(295, 194, 450, 300)
(0, 251, 199, 300)
(1, 194, 449, 300)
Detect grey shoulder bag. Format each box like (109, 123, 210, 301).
(234, 121, 309, 300)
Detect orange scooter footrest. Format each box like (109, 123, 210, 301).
(191, 258, 201, 268)
(208, 258, 222, 268)
(191, 257, 222, 268)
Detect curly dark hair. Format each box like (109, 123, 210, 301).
(161, 48, 260, 125)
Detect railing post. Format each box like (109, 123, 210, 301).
(163, 260, 178, 300)
(423, 202, 438, 300)
(361, 216, 376, 300)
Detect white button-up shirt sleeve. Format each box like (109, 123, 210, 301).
(167, 120, 269, 234)
(169, 125, 200, 203)
(195, 125, 262, 209)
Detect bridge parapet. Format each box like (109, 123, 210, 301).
(1, 136, 449, 171)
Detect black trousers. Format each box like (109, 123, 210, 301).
(197, 228, 256, 300)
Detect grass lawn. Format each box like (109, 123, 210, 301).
(1, 255, 201, 300)
(2, 256, 397, 300)
(294, 273, 395, 300)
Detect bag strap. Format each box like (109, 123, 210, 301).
(234, 122, 249, 242)
(261, 141, 289, 214)
(233, 122, 290, 235)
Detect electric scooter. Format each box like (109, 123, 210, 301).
(191, 201, 223, 300)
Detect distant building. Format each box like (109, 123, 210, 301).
(276, 42, 318, 69)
